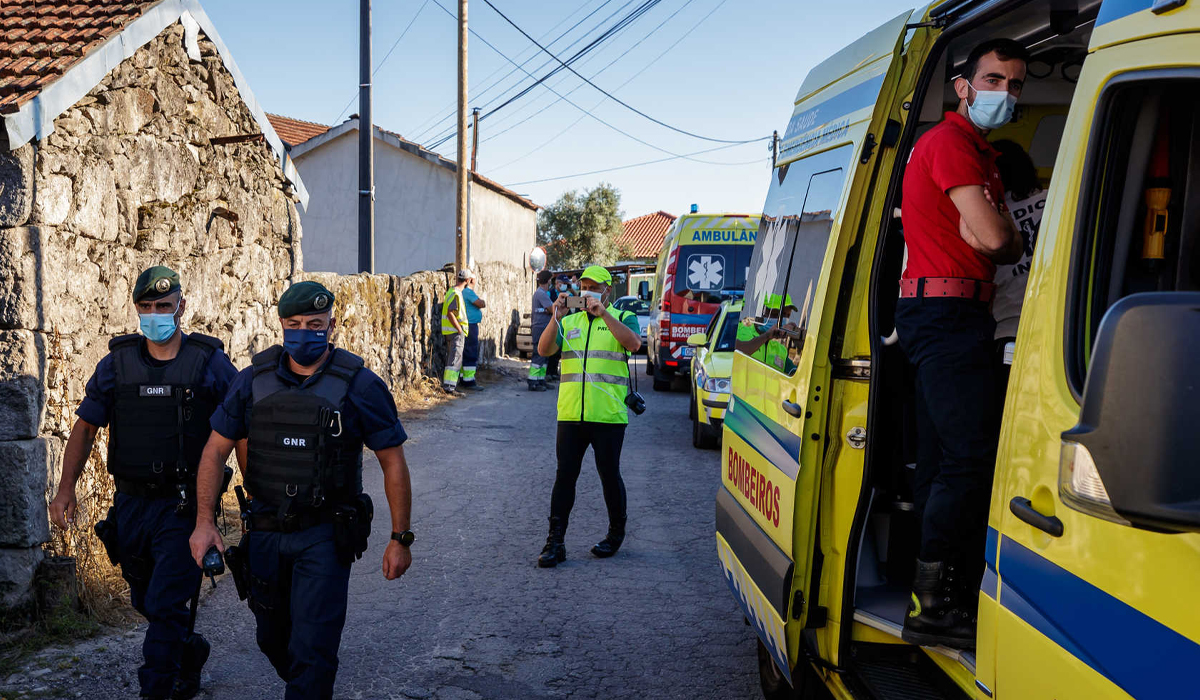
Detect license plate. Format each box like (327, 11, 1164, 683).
(681, 347, 694, 358)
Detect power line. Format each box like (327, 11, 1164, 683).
(485, 0, 716, 162)
(480, 0, 760, 144)
(504, 141, 768, 187)
(412, 0, 629, 144)
(478, 0, 685, 138)
(423, 0, 654, 150)
(406, 0, 604, 138)
(333, 0, 431, 124)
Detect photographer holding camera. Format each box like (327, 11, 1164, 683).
(534, 266, 642, 568)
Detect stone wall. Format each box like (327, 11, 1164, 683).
(0, 22, 533, 610)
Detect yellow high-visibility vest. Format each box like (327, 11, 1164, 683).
(441, 288, 462, 336)
(556, 306, 634, 424)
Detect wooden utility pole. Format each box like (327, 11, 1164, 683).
(358, 0, 374, 273)
(455, 0, 469, 273)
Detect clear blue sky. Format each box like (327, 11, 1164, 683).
(202, 0, 914, 219)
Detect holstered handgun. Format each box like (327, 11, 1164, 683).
(222, 544, 250, 601)
(235, 485, 250, 531)
(94, 507, 120, 566)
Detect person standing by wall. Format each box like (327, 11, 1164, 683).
(440, 270, 472, 396)
(48, 266, 238, 700)
(460, 272, 487, 391)
(534, 266, 642, 568)
(895, 39, 1027, 650)
(528, 270, 555, 391)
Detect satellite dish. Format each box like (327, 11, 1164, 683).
(529, 246, 547, 272)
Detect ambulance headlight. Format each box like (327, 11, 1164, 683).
(704, 377, 731, 393)
(1059, 441, 1130, 526)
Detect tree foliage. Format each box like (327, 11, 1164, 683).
(536, 183, 628, 269)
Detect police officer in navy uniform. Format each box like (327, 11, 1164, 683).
(48, 265, 238, 700)
(189, 281, 413, 700)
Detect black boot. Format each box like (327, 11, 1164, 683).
(900, 560, 975, 649)
(171, 633, 210, 700)
(537, 517, 566, 568)
(590, 520, 625, 558)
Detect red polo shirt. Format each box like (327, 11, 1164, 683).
(901, 111, 1005, 281)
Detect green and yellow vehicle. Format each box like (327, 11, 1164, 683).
(687, 300, 742, 450)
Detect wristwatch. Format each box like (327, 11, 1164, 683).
(391, 530, 415, 547)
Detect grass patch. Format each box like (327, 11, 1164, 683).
(0, 603, 101, 680)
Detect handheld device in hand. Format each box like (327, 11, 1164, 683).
(566, 295, 588, 310)
(202, 546, 225, 589)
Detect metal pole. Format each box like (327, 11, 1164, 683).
(471, 107, 480, 173)
(455, 0, 469, 273)
(358, 0, 375, 273)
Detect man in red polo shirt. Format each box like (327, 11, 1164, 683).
(896, 38, 1028, 649)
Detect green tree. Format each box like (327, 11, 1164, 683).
(536, 182, 626, 269)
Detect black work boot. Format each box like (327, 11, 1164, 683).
(537, 517, 567, 568)
(528, 379, 539, 392)
(171, 633, 210, 700)
(900, 560, 976, 649)
(590, 519, 626, 558)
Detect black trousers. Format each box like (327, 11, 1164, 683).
(550, 421, 628, 528)
(895, 297, 1002, 565)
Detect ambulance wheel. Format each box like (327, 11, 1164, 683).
(758, 640, 825, 700)
(652, 367, 671, 392)
(645, 356, 654, 375)
(692, 415, 717, 450)
(689, 388, 697, 420)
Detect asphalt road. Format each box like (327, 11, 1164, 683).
(3, 359, 761, 699)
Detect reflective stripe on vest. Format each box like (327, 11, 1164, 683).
(106, 333, 221, 484)
(245, 346, 366, 510)
(556, 307, 632, 424)
(440, 289, 462, 335)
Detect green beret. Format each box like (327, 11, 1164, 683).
(278, 281, 335, 318)
(132, 265, 180, 302)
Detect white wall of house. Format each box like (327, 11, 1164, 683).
(294, 127, 536, 277)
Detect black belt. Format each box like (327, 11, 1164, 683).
(115, 478, 193, 500)
(247, 509, 335, 534)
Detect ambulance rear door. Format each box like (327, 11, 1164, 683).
(716, 7, 928, 683)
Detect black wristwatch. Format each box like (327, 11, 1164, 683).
(391, 530, 415, 547)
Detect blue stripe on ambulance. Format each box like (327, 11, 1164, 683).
(725, 395, 802, 480)
(998, 535, 1200, 698)
(1096, 0, 1162, 25)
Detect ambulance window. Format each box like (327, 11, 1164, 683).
(1067, 75, 1200, 394)
(742, 144, 852, 374)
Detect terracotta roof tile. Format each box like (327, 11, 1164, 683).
(0, 0, 158, 112)
(266, 113, 333, 148)
(617, 211, 677, 258)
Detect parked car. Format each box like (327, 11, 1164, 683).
(613, 295, 650, 353)
(687, 300, 740, 450)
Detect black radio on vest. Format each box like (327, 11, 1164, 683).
(245, 346, 365, 513)
(106, 333, 223, 487)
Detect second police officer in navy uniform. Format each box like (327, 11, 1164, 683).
(48, 266, 238, 700)
(189, 281, 414, 700)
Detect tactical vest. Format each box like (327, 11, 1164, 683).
(245, 346, 365, 512)
(440, 288, 462, 335)
(557, 306, 633, 424)
(106, 333, 223, 484)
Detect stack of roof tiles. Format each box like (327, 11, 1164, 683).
(618, 211, 677, 259)
(0, 1, 157, 114)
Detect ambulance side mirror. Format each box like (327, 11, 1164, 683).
(1062, 292, 1200, 533)
(638, 281, 650, 301)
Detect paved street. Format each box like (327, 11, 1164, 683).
(4, 359, 760, 700)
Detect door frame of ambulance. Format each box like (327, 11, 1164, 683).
(989, 6, 1200, 698)
(716, 7, 931, 693)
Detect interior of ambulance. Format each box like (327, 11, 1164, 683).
(844, 0, 1200, 673)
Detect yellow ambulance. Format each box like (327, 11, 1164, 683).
(716, 1, 1200, 698)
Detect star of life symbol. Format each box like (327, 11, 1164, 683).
(688, 254, 724, 290)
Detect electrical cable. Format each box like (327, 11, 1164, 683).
(422, 0, 653, 150)
(413, 0, 632, 145)
(406, 0, 604, 138)
(480, 0, 696, 141)
(332, 0, 430, 124)
(487, 0, 727, 171)
(505, 141, 768, 187)
(479, 0, 760, 144)
(422, 0, 752, 166)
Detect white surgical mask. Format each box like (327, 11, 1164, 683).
(966, 83, 1016, 130)
(582, 290, 603, 302)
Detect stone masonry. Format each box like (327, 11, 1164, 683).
(0, 22, 528, 611)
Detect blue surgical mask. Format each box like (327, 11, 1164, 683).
(557, 284, 567, 291)
(582, 290, 603, 302)
(139, 312, 177, 344)
(966, 84, 1016, 130)
(571, 284, 580, 291)
(283, 328, 329, 365)
(760, 318, 777, 331)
